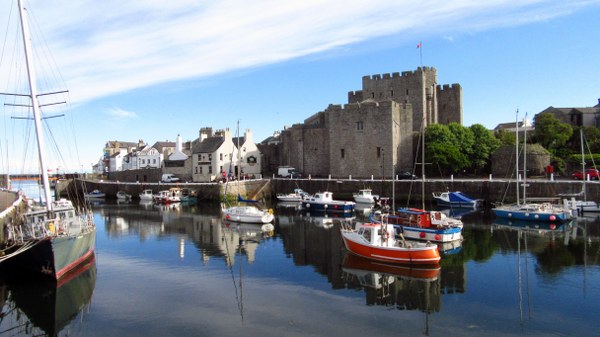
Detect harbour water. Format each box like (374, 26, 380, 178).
(1, 182, 599, 336)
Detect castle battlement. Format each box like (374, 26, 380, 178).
(365, 67, 436, 82)
(439, 83, 461, 91)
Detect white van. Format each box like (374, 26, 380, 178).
(161, 173, 180, 183)
(277, 166, 299, 178)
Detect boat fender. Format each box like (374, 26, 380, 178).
(48, 222, 55, 234)
(268, 209, 274, 214)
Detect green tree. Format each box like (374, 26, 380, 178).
(470, 124, 501, 173)
(533, 112, 573, 152)
(425, 124, 469, 174)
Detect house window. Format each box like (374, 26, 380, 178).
(356, 121, 364, 130)
(341, 149, 345, 159)
(153, 159, 156, 164)
(199, 166, 203, 174)
(197, 154, 201, 161)
(209, 166, 212, 174)
(377, 147, 381, 158)
(208, 154, 212, 161)
(141, 159, 145, 164)
(220, 153, 223, 161)
(195, 167, 198, 174)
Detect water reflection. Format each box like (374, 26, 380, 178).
(0, 257, 96, 336)
(0, 202, 598, 336)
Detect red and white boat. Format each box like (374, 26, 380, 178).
(340, 222, 440, 265)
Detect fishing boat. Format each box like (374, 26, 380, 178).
(155, 188, 181, 204)
(116, 190, 132, 201)
(340, 221, 440, 265)
(431, 191, 482, 209)
(492, 112, 573, 222)
(352, 188, 379, 204)
(0, 0, 96, 280)
(84, 189, 105, 199)
(276, 188, 309, 202)
(180, 188, 198, 204)
(138, 189, 154, 201)
(342, 252, 440, 282)
(303, 191, 355, 213)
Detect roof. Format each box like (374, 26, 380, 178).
(232, 136, 245, 148)
(152, 141, 176, 152)
(105, 141, 137, 148)
(192, 136, 225, 153)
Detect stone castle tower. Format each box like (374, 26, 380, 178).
(275, 67, 462, 178)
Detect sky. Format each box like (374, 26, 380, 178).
(0, 0, 599, 173)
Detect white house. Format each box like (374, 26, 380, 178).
(137, 145, 162, 169)
(108, 150, 127, 172)
(192, 128, 237, 182)
(233, 129, 262, 178)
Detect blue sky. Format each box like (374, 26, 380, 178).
(1, 0, 599, 173)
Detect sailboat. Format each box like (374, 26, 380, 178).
(492, 111, 572, 222)
(564, 129, 600, 214)
(221, 121, 274, 224)
(0, 0, 96, 279)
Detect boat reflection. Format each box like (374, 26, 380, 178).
(341, 253, 441, 333)
(437, 239, 463, 256)
(1, 256, 96, 336)
(301, 212, 355, 229)
(491, 217, 571, 237)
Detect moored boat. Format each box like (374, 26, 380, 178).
(84, 189, 105, 199)
(276, 188, 309, 202)
(0, 0, 96, 280)
(370, 209, 463, 243)
(138, 189, 154, 201)
(352, 189, 379, 204)
(222, 205, 274, 224)
(303, 191, 355, 213)
(432, 191, 482, 209)
(116, 190, 132, 201)
(340, 221, 440, 265)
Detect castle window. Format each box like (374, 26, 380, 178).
(356, 121, 364, 130)
(341, 149, 345, 159)
(406, 89, 409, 95)
(377, 147, 381, 159)
(371, 92, 375, 98)
(390, 90, 394, 96)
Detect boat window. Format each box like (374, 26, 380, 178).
(361, 228, 371, 241)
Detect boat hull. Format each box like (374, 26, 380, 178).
(492, 208, 570, 222)
(5, 230, 96, 280)
(399, 226, 462, 243)
(303, 201, 354, 213)
(341, 231, 440, 265)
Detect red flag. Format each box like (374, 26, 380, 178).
(417, 42, 422, 48)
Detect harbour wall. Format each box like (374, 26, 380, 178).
(60, 177, 600, 205)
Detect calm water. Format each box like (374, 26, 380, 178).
(1, 186, 599, 336)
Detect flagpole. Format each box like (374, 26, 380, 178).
(419, 41, 423, 67)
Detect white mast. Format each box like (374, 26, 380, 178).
(18, 0, 53, 212)
(515, 110, 520, 206)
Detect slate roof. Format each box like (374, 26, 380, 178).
(152, 141, 176, 152)
(192, 136, 225, 153)
(232, 136, 245, 149)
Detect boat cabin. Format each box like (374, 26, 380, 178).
(356, 223, 396, 248)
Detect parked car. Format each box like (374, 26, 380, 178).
(572, 169, 600, 180)
(397, 171, 418, 180)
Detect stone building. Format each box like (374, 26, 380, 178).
(535, 99, 600, 128)
(274, 66, 462, 178)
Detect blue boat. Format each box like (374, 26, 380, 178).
(432, 191, 483, 208)
(303, 191, 355, 213)
(492, 202, 571, 222)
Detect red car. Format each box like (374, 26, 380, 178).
(572, 169, 600, 180)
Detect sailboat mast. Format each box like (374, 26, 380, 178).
(581, 129, 586, 201)
(523, 113, 528, 203)
(515, 110, 520, 205)
(18, 0, 53, 212)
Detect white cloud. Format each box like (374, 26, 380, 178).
(106, 107, 138, 119)
(1, 0, 598, 105)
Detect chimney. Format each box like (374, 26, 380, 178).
(176, 134, 182, 152)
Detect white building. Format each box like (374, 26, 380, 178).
(233, 129, 262, 178)
(192, 128, 237, 182)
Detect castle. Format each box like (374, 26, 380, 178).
(274, 66, 462, 178)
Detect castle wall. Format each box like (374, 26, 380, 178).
(327, 100, 413, 178)
(437, 84, 463, 124)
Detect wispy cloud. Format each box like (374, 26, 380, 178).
(2, 0, 598, 104)
(106, 107, 138, 120)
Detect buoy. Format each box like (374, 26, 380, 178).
(420, 232, 426, 238)
(435, 234, 441, 241)
(549, 215, 556, 221)
(550, 224, 556, 230)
